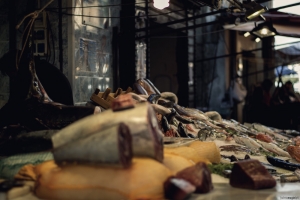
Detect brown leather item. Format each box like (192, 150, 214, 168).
(230, 159, 276, 190)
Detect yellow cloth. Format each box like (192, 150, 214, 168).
(164, 146, 211, 164)
(15, 158, 172, 200)
(188, 141, 221, 164)
(163, 153, 195, 174)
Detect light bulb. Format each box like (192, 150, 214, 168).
(244, 32, 250, 37)
(255, 37, 261, 43)
(260, 28, 268, 35)
(153, 0, 169, 10)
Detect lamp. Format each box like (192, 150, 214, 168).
(244, 32, 251, 37)
(252, 21, 278, 38)
(153, 0, 169, 10)
(244, 1, 268, 21)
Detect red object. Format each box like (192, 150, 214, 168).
(256, 133, 273, 143)
(287, 145, 300, 162)
(112, 94, 135, 112)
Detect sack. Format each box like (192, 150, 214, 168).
(230, 78, 247, 103)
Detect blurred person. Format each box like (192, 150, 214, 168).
(247, 79, 273, 126)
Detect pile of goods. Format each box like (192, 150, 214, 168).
(1, 78, 300, 199)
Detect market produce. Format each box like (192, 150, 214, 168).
(164, 177, 196, 200)
(164, 146, 211, 164)
(5, 78, 300, 200)
(176, 162, 213, 193)
(52, 102, 164, 162)
(266, 156, 300, 171)
(163, 153, 195, 174)
(134, 78, 161, 95)
(256, 133, 277, 143)
(257, 140, 291, 158)
(188, 141, 221, 164)
(15, 158, 172, 200)
(52, 123, 132, 167)
(287, 145, 300, 162)
(230, 159, 276, 190)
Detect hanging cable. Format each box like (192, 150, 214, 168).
(16, 0, 54, 67)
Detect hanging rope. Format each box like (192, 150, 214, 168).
(15, 0, 54, 68)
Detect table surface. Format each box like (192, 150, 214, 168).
(190, 182, 300, 200)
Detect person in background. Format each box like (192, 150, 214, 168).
(261, 79, 273, 107)
(284, 80, 300, 103)
(247, 79, 273, 126)
(270, 80, 300, 130)
(271, 80, 300, 106)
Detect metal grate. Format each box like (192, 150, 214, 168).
(188, 0, 222, 10)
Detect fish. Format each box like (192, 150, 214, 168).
(161, 116, 171, 133)
(257, 140, 291, 158)
(53, 123, 133, 168)
(174, 114, 194, 124)
(286, 145, 300, 162)
(253, 123, 289, 142)
(204, 111, 222, 122)
(52, 102, 164, 162)
(177, 122, 189, 138)
(267, 156, 300, 171)
(173, 104, 208, 121)
(150, 104, 172, 115)
(147, 94, 161, 104)
(170, 124, 180, 137)
(159, 92, 178, 104)
(234, 135, 264, 152)
(128, 92, 148, 103)
(256, 133, 278, 144)
(185, 123, 200, 137)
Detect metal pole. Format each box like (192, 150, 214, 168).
(58, 0, 63, 72)
(193, 7, 196, 108)
(145, 0, 150, 79)
(9, 0, 17, 93)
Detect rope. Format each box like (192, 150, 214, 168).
(15, 0, 54, 68)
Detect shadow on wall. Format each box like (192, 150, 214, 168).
(153, 75, 172, 92)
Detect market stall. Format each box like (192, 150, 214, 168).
(0, 79, 300, 200)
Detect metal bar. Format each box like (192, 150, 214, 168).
(136, 20, 219, 40)
(193, 7, 196, 108)
(9, 0, 16, 94)
(270, 2, 300, 11)
(195, 40, 300, 63)
(145, 0, 150, 79)
(58, 0, 63, 72)
(135, 0, 272, 33)
(135, 9, 225, 32)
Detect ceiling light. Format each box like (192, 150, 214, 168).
(255, 37, 261, 43)
(244, 1, 268, 21)
(244, 32, 251, 37)
(153, 0, 169, 10)
(252, 21, 278, 38)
